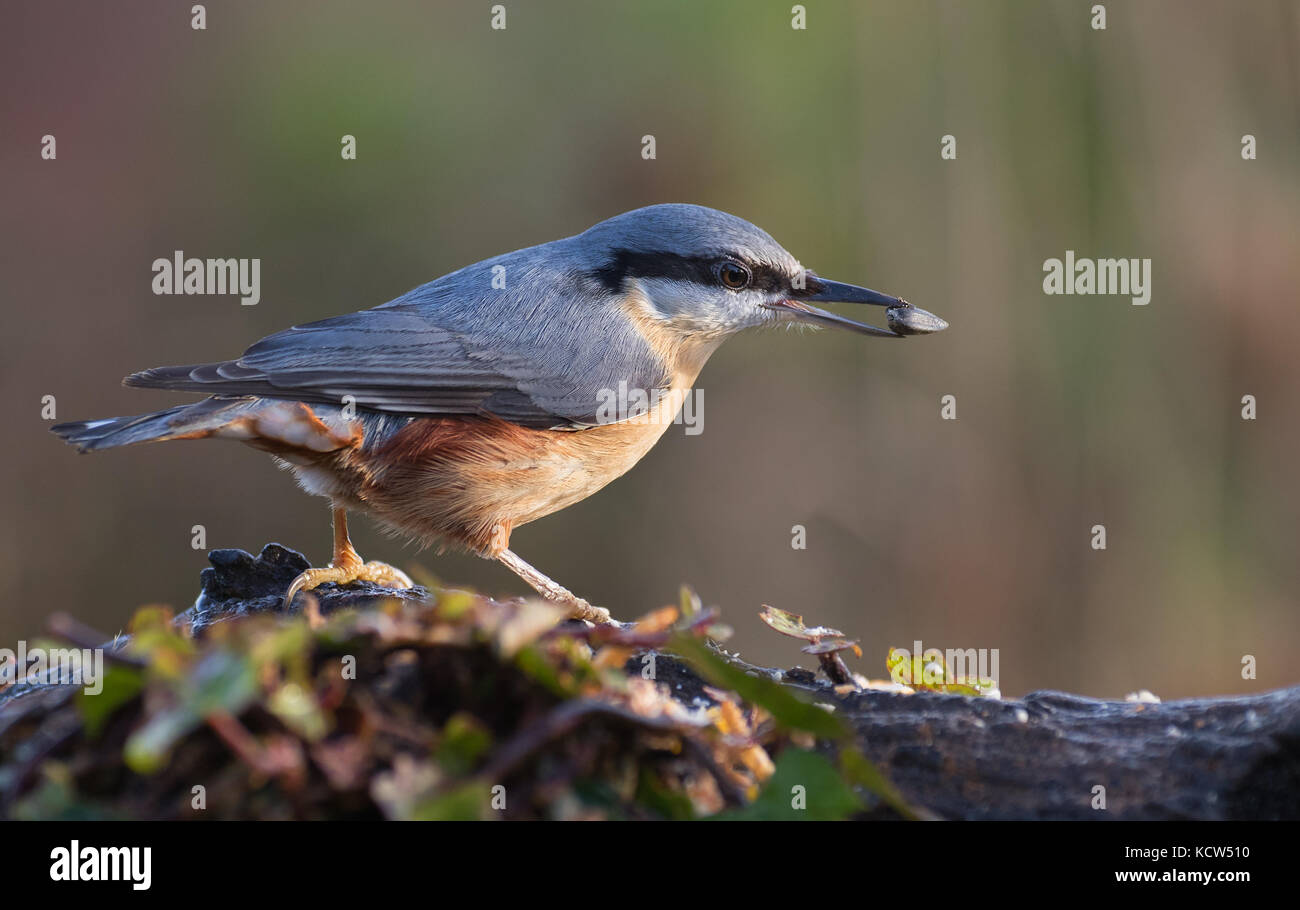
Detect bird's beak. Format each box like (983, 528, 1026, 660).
(765, 277, 949, 338)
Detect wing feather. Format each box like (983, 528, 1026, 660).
(124, 250, 672, 430)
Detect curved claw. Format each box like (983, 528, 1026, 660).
(284, 560, 414, 606)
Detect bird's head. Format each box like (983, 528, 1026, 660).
(575, 203, 948, 342)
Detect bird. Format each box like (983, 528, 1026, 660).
(52, 204, 947, 623)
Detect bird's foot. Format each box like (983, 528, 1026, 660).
(494, 547, 612, 624)
(284, 559, 414, 606)
(554, 593, 612, 625)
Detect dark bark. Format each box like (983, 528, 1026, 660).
(822, 679, 1299, 820)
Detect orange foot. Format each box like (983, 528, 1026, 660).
(284, 559, 413, 605)
(284, 507, 414, 605)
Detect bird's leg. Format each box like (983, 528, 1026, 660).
(495, 548, 612, 624)
(284, 507, 414, 605)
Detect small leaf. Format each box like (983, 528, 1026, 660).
(886, 646, 998, 697)
(124, 705, 198, 774)
(632, 605, 679, 634)
(77, 665, 143, 738)
(435, 712, 493, 775)
(435, 589, 479, 621)
(267, 681, 330, 741)
(802, 639, 862, 657)
(409, 781, 489, 821)
(670, 635, 847, 739)
(759, 605, 851, 644)
(495, 600, 567, 657)
(678, 585, 702, 619)
(513, 644, 575, 697)
(123, 650, 258, 774)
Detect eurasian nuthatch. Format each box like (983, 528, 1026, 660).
(53, 204, 947, 623)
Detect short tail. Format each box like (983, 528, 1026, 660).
(51, 398, 261, 453)
(51, 396, 360, 455)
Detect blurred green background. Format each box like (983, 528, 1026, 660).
(4, 1, 1297, 698)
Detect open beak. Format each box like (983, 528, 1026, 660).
(764, 277, 949, 338)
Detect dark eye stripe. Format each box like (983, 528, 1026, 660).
(591, 249, 788, 294)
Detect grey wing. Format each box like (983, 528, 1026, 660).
(124, 297, 670, 430)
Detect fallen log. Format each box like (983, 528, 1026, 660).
(1, 544, 1295, 820)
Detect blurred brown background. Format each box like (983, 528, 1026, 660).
(3, 1, 1297, 698)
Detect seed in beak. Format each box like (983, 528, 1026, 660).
(886, 303, 949, 336)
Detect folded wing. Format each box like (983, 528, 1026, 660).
(126, 267, 671, 430)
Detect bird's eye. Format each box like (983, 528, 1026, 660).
(717, 261, 751, 290)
